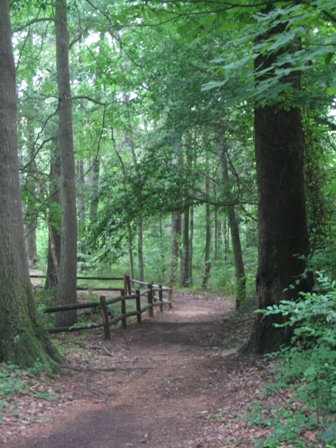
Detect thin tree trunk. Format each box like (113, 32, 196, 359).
(25, 220, 37, 267)
(169, 211, 181, 285)
(89, 158, 100, 224)
(180, 208, 190, 287)
(188, 206, 194, 287)
(218, 137, 246, 307)
(126, 126, 144, 281)
(228, 208, 246, 307)
(214, 207, 219, 262)
(138, 219, 144, 281)
(202, 159, 212, 290)
(77, 159, 86, 257)
(128, 224, 134, 279)
(223, 219, 229, 265)
(159, 216, 166, 283)
(46, 149, 61, 289)
(55, 0, 77, 327)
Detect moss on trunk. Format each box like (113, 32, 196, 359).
(0, 275, 61, 371)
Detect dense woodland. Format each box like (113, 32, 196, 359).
(0, 0, 336, 443)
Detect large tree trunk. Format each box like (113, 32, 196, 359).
(304, 115, 326, 248)
(244, 15, 312, 353)
(249, 104, 311, 352)
(55, 0, 77, 327)
(0, 0, 61, 369)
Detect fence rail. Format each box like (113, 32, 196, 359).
(32, 274, 173, 339)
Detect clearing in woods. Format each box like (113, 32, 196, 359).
(2, 293, 272, 448)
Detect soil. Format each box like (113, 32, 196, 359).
(1, 292, 273, 448)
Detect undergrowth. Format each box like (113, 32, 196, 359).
(0, 361, 58, 421)
(249, 272, 336, 447)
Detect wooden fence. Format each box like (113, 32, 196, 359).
(31, 274, 173, 339)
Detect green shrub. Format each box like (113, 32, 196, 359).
(250, 273, 336, 447)
(0, 361, 45, 399)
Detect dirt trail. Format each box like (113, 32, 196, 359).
(3, 293, 269, 448)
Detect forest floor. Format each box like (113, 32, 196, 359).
(1, 291, 282, 448)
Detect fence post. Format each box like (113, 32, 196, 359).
(168, 284, 173, 309)
(136, 289, 141, 323)
(147, 283, 154, 317)
(100, 295, 110, 340)
(120, 289, 127, 329)
(123, 274, 129, 295)
(159, 284, 163, 313)
(127, 276, 131, 295)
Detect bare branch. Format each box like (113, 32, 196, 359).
(72, 95, 116, 106)
(14, 17, 54, 33)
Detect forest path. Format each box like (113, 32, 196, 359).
(4, 293, 269, 448)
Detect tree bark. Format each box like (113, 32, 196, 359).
(137, 219, 144, 281)
(169, 211, 181, 285)
(188, 206, 194, 287)
(243, 14, 312, 353)
(128, 224, 135, 279)
(214, 207, 220, 262)
(126, 130, 144, 281)
(55, 0, 78, 327)
(202, 160, 212, 290)
(218, 138, 246, 307)
(46, 149, 61, 289)
(0, 0, 61, 369)
(25, 220, 37, 267)
(180, 208, 190, 287)
(223, 219, 229, 265)
(89, 157, 100, 225)
(77, 159, 86, 258)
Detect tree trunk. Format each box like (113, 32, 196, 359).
(188, 206, 194, 287)
(180, 208, 190, 287)
(159, 216, 166, 283)
(169, 211, 181, 285)
(0, 0, 61, 369)
(303, 115, 326, 248)
(89, 157, 100, 224)
(137, 219, 144, 281)
(223, 219, 229, 265)
(55, 0, 77, 327)
(126, 126, 144, 282)
(202, 164, 212, 290)
(244, 17, 312, 353)
(128, 224, 135, 279)
(214, 207, 220, 262)
(218, 138, 246, 307)
(77, 160, 86, 258)
(46, 149, 61, 289)
(25, 220, 37, 267)
(228, 208, 246, 307)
